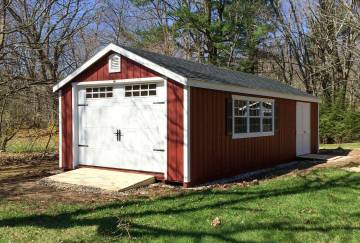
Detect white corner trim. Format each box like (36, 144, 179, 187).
(164, 79, 168, 180)
(53, 43, 187, 92)
(189, 79, 320, 103)
(317, 102, 320, 153)
(76, 77, 165, 86)
(183, 86, 190, 183)
(72, 83, 79, 169)
(58, 90, 62, 168)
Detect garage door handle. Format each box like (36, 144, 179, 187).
(78, 104, 88, 106)
(153, 101, 165, 104)
(115, 129, 123, 141)
(153, 149, 165, 152)
(78, 144, 88, 147)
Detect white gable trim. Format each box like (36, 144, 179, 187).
(188, 79, 320, 103)
(53, 43, 187, 92)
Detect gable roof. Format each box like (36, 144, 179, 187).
(53, 43, 319, 102)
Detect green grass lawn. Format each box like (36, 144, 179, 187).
(0, 168, 360, 242)
(6, 129, 58, 153)
(320, 142, 360, 150)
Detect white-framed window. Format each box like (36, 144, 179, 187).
(108, 54, 121, 73)
(86, 87, 113, 99)
(232, 95, 274, 138)
(125, 83, 156, 97)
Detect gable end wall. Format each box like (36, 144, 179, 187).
(59, 53, 186, 183)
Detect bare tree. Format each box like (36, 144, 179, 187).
(269, 0, 360, 107)
(0, 0, 97, 151)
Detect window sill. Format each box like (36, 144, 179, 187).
(232, 132, 274, 139)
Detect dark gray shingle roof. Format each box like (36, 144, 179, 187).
(121, 45, 315, 99)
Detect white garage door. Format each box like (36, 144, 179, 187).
(77, 82, 166, 173)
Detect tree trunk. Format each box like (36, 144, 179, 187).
(0, 138, 7, 152)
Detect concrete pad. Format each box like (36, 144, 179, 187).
(44, 168, 155, 192)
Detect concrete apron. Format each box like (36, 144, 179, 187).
(44, 168, 155, 192)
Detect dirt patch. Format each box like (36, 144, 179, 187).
(1, 149, 360, 204)
(0, 153, 182, 203)
(315, 149, 360, 168)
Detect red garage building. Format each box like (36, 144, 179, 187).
(53, 43, 319, 186)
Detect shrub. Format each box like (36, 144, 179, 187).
(320, 103, 360, 144)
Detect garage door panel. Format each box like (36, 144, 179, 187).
(79, 147, 164, 172)
(82, 126, 164, 148)
(77, 83, 166, 173)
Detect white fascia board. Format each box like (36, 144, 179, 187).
(110, 44, 187, 84)
(53, 45, 113, 92)
(53, 43, 187, 92)
(188, 79, 320, 103)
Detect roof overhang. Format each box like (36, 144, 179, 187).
(188, 79, 320, 103)
(53, 43, 320, 103)
(53, 43, 188, 92)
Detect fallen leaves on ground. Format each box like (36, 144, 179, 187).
(211, 217, 221, 227)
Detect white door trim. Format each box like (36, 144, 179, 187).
(72, 83, 79, 168)
(73, 79, 167, 174)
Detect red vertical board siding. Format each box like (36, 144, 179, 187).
(311, 102, 319, 153)
(61, 85, 73, 170)
(167, 79, 184, 182)
(190, 87, 297, 185)
(77, 52, 158, 82)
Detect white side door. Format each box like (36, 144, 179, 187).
(77, 82, 166, 173)
(296, 102, 311, 155)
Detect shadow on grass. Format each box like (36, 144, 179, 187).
(1, 170, 360, 241)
